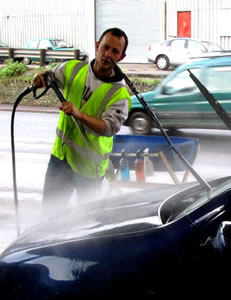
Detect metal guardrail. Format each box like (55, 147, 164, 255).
(0, 47, 81, 66)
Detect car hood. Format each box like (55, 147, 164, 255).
(2, 183, 194, 256)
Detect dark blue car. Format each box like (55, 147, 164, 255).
(0, 175, 231, 298)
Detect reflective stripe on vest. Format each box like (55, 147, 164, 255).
(56, 127, 111, 162)
(66, 61, 88, 101)
(96, 83, 123, 118)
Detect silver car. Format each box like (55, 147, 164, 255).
(147, 37, 223, 70)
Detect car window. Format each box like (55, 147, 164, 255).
(170, 39, 185, 49)
(0, 42, 8, 47)
(205, 66, 231, 91)
(160, 177, 231, 224)
(55, 40, 71, 48)
(161, 40, 171, 46)
(28, 40, 39, 48)
(161, 68, 200, 95)
(38, 40, 52, 49)
(188, 40, 205, 51)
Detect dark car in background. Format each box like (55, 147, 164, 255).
(125, 55, 231, 134)
(147, 37, 224, 70)
(22, 38, 88, 64)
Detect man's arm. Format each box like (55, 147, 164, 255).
(60, 102, 106, 135)
(60, 98, 129, 136)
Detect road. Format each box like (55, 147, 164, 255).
(0, 110, 231, 253)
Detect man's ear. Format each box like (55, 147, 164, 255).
(95, 41, 99, 51)
(118, 53, 126, 62)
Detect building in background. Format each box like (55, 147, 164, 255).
(0, 0, 230, 63)
(164, 0, 231, 50)
(0, 0, 163, 62)
(0, 0, 96, 60)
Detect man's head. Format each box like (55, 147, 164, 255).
(98, 28, 128, 55)
(94, 27, 128, 79)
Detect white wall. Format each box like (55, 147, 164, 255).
(96, 0, 163, 62)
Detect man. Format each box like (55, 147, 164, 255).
(33, 27, 131, 212)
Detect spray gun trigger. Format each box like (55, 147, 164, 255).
(32, 85, 51, 100)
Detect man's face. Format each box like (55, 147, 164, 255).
(95, 32, 126, 72)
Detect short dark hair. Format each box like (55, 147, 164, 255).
(98, 27, 128, 54)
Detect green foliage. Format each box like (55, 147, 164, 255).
(127, 77, 161, 95)
(131, 77, 161, 88)
(0, 60, 28, 79)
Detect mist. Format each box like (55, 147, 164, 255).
(1, 110, 231, 254)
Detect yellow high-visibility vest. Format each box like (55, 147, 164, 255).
(52, 60, 131, 178)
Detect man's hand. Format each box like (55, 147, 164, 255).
(60, 102, 106, 135)
(60, 102, 81, 118)
(33, 71, 49, 88)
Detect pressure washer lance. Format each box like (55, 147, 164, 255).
(111, 58, 211, 190)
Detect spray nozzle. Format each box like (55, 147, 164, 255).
(144, 148, 150, 155)
(121, 149, 127, 157)
(136, 149, 142, 158)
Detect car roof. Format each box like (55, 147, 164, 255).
(160, 37, 220, 46)
(177, 54, 231, 70)
(27, 38, 63, 42)
(163, 37, 202, 42)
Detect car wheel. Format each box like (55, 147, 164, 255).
(23, 57, 31, 65)
(129, 111, 152, 135)
(156, 55, 170, 70)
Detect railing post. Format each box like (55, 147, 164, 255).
(8, 48, 14, 60)
(40, 49, 46, 67)
(73, 49, 80, 60)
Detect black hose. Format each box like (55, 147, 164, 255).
(11, 78, 100, 238)
(11, 85, 35, 236)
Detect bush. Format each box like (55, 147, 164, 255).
(0, 60, 28, 79)
(127, 77, 161, 95)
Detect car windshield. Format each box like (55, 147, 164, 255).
(202, 41, 223, 51)
(159, 176, 231, 224)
